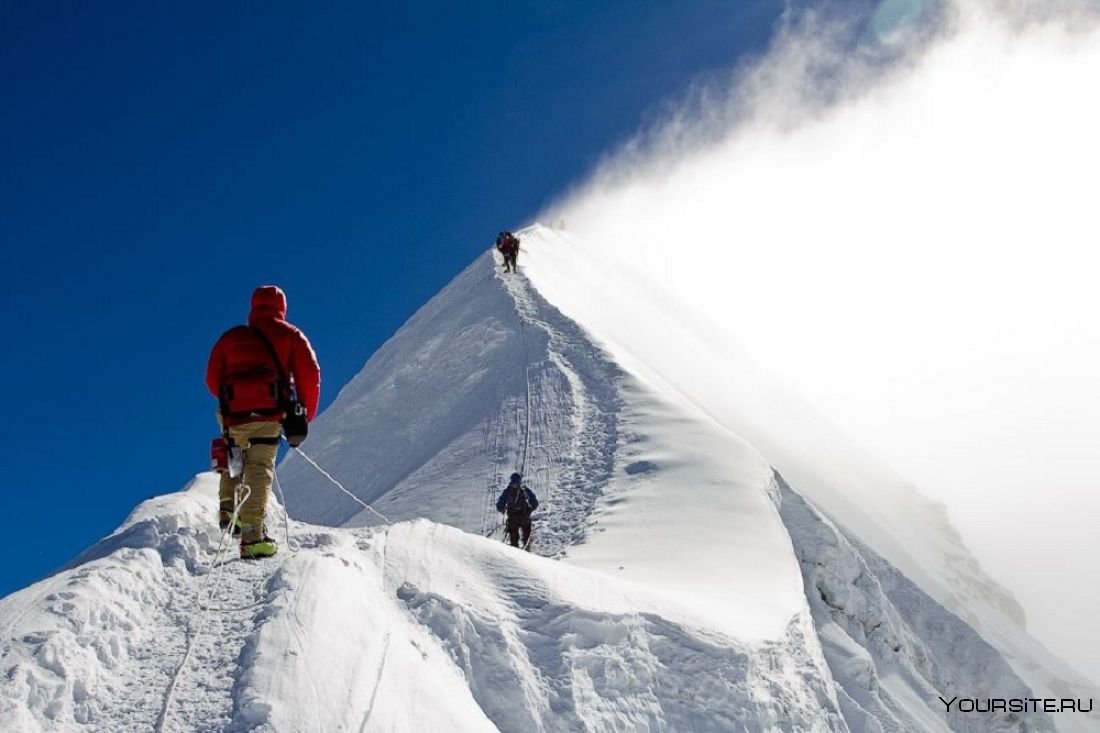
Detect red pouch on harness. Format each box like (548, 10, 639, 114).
(211, 437, 229, 473)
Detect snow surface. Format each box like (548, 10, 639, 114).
(517, 225, 1100, 718)
(2, 229, 1097, 731)
(0, 479, 841, 732)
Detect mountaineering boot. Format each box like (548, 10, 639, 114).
(218, 509, 242, 536)
(240, 536, 278, 559)
(240, 521, 276, 558)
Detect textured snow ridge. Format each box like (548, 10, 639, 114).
(277, 252, 623, 557)
(0, 478, 286, 732)
(7, 231, 1099, 732)
(518, 224, 1027, 632)
(382, 520, 844, 733)
(277, 250, 811, 641)
(0, 480, 851, 733)
(495, 257, 623, 556)
(275, 234, 1097, 730)
(775, 474, 1060, 733)
(518, 225, 1100, 722)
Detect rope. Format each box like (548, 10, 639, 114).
(201, 485, 251, 609)
(291, 445, 392, 525)
(519, 315, 533, 476)
(492, 269, 543, 546)
(481, 416, 505, 537)
(156, 482, 250, 733)
(271, 466, 294, 551)
(159, 436, 362, 729)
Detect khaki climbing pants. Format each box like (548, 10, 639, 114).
(218, 418, 282, 543)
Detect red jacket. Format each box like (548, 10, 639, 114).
(206, 286, 321, 426)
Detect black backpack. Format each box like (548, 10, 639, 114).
(506, 486, 531, 515)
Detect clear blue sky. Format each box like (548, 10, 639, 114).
(0, 0, 781, 595)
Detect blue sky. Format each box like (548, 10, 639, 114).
(0, 0, 782, 595)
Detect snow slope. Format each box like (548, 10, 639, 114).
(0, 474, 1065, 732)
(276, 231, 1093, 730)
(2, 229, 1096, 731)
(0, 478, 846, 732)
(278, 250, 623, 561)
(278, 249, 807, 641)
(517, 225, 1100, 717)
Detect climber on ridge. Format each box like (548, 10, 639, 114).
(496, 231, 520, 273)
(206, 285, 321, 559)
(496, 472, 539, 550)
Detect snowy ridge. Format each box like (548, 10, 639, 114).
(276, 235, 1095, 728)
(518, 225, 1026, 629)
(278, 244, 812, 641)
(386, 520, 839, 732)
(277, 252, 623, 559)
(518, 225, 1099, 713)
(776, 474, 1055, 733)
(0, 479, 841, 732)
(0, 478, 501, 732)
(2, 229, 1098, 731)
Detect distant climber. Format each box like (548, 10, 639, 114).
(496, 472, 539, 549)
(496, 231, 520, 273)
(206, 285, 321, 559)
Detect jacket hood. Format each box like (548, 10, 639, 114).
(249, 285, 287, 324)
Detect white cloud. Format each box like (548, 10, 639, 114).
(547, 0, 1100, 683)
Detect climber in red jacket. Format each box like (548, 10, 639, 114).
(206, 285, 320, 558)
(496, 231, 520, 273)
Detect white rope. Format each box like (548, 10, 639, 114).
(156, 482, 250, 733)
(271, 466, 294, 551)
(201, 484, 250, 609)
(292, 446, 392, 525)
(490, 270, 539, 545)
(519, 313, 533, 476)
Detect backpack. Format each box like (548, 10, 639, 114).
(218, 327, 290, 421)
(506, 486, 531, 515)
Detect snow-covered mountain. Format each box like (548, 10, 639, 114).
(2, 227, 1096, 732)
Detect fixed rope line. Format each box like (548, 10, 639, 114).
(271, 467, 293, 551)
(201, 483, 251, 610)
(156, 481, 250, 733)
(291, 445, 392, 525)
(518, 299, 533, 477)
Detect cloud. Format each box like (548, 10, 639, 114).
(545, 0, 1100, 683)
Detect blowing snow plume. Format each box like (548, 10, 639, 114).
(543, 0, 1100, 685)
